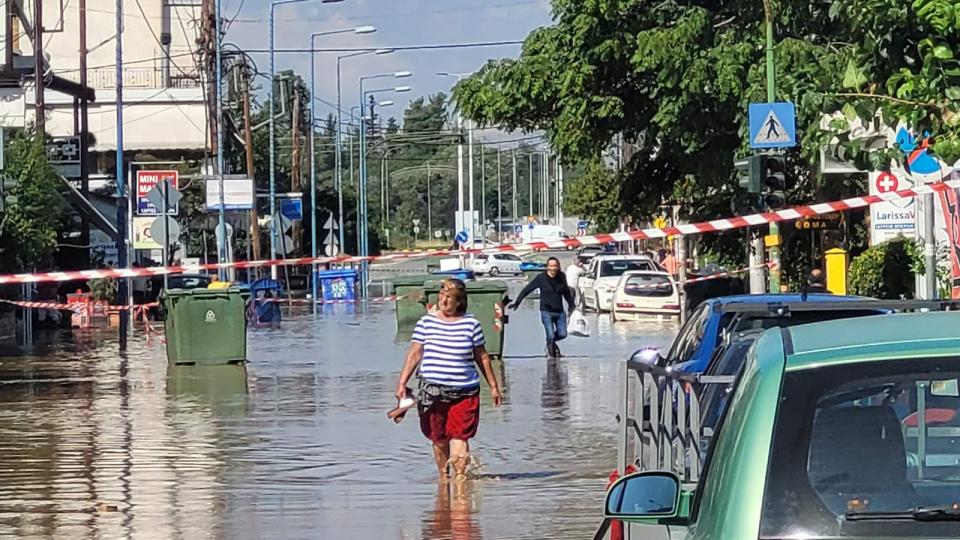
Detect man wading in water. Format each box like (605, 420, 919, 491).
(509, 257, 575, 357)
(395, 279, 503, 482)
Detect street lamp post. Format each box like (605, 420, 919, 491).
(357, 74, 411, 297)
(437, 71, 473, 242)
(270, 0, 344, 279)
(337, 49, 394, 253)
(308, 26, 375, 312)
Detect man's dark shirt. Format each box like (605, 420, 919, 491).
(514, 272, 574, 313)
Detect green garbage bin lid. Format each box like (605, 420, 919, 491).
(162, 287, 246, 298)
(423, 280, 507, 293)
(389, 274, 433, 287)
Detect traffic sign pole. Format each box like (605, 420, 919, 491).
(764, 0, 781, 293)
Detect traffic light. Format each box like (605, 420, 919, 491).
(760, 155, 787, 209)
(0, 178, 15, 213)
(735, 157, 761, 194)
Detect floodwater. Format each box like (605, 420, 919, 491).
(0, 283, 678, 539)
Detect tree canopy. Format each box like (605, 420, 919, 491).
(454, 0, 960, 231)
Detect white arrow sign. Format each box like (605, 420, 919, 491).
(324, 214, 339, 230)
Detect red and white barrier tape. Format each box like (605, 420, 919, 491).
(0, 299, 159, 312)
(2, 177, 953, 286)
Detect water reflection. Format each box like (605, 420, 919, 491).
(0, 300, 678, 539)
(422, 481, 482, 540)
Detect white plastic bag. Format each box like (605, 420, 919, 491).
(568, 309, 590, 338)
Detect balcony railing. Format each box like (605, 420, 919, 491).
(87, 67, 201, 90)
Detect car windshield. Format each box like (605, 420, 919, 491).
(600, 260, 653, 277)
(622, 274, 673, 297)
(760, 357, 960, 538)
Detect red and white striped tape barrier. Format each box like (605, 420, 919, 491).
(2, 178, 953, 286)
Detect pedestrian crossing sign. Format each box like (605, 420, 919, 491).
(749, 102, 796, 149)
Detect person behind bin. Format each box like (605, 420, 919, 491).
(395, 278, 503, 482)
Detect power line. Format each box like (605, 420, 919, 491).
(230, 1, 543, 24)
(244, 40, 524, 54)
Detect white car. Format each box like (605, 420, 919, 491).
(470, 253, 523, 276)
(579, 255, 658, 312)
(611, 270, 681, 320)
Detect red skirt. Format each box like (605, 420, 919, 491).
(419, 395, 480, 444)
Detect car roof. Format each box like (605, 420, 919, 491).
(593, 255, 655, 261)
(705, 293, 872, 306)
(782, 311, 960, 370)
(620, 270, 671, 277)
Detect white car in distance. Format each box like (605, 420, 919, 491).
(579, 255, 659, 312)
(470, 253, 524, 276)
(611, 270, 681, 320)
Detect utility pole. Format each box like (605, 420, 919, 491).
(115, 0, 128, 348)
(426, 163, 432, 240)
(33, 0, 44, 134)
(290, 87, 302, 255)
(512, 149, 518, 228)
(480, 140, 486, 241)
(528, 153, 533, 217)
(496, 147, 502, 244)
(468, 119, 475, 242)
(763, 0, 781, 293)
(241, 61, 261, 268)
(79, 0, 90, 265)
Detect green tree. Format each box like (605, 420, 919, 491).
(452, 0, 879, 263)
(0, 131, 66, 271)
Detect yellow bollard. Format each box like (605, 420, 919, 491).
(825, 248, 848, 295)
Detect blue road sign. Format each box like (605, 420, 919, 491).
(281, 198, 303, 220)
(455, 230, 469, 244)
(749, 102, 796, 149)
(514, 224, 523, 234)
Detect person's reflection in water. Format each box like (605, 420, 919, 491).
(422, 480, 482, 540)
(541, 358, 569, 422)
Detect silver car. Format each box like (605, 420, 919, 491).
(470, 253, 523, 276)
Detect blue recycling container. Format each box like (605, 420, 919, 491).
(430, 269, 476, 282)
(316, 269, 358, 302)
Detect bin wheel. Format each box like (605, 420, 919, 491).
(489, 267, 500, 276)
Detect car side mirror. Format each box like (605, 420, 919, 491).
(605, 471, 681, 519)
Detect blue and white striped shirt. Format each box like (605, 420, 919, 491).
(412, 313, 485, 387)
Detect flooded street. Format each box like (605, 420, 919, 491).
(0, 284, 678, 539)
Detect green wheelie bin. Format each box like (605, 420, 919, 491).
(162, 288, 248, 366)
(424, 280, 510, 359)
(391, 274, 432, 332)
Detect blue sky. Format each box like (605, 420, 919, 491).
(224, 0, 552, 129)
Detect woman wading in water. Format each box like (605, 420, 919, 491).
(395, 279, 503, 481)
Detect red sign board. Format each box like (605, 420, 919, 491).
(136, 170, 179, 215)
(875, 171, 899, 193)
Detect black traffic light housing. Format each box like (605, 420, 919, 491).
(760, 155, 787, 210)
(735, 154, 787, 209)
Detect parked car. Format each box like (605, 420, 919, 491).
(611, 270, 680, 320)
(655, 293, 889, 374)
(602, 311, 960, 540)
(470, 253, 524, 276)
(576, 244, 616, 264)
(579, 255, 658, 312)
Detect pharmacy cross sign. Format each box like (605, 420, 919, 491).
(876, 172, 899, 193)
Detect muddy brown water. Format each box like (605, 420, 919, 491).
(0, 292, 678, 539)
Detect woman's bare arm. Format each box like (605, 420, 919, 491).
(474, 345, 503, 407)
(396, 342, 424, 399)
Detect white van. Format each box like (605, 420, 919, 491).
(522, 224, 571, 244)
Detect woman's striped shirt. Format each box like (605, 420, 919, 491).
(411, 313, 485, 387)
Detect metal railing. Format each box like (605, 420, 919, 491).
(87, 67, 201, 90)
(616, 356, 735, 483)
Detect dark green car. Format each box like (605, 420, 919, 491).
(604, 311, 960, 539)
